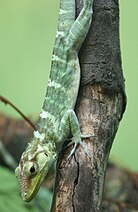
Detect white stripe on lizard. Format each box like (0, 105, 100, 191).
(48, 79, 61, 89)
(52, 54, 66, 63)
(59, 9, 72, 15)
(34, 131, 45, 141)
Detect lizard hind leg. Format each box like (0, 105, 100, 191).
(58, 109, 94, 159)
(67, 0, 94, 51)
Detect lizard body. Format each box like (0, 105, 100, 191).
(15, 0, 94, 202)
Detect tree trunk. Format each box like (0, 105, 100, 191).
(51, 0, 126, 211)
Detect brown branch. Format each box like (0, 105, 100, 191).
(51, 0, 126, 211)
(0, 95, 36, 130)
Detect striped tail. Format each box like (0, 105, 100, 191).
(57, 0, 75, 33)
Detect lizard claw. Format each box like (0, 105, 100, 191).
(66, 133, 95, 159)
(81, 133, 96, 139)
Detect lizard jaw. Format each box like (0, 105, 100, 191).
(21, 155, 55, 202)
(21, 165, 48, 202)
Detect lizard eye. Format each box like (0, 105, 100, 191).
(26, 162, 38, 176)
(30, 165, 36, 174)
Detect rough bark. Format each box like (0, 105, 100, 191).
(51, 0, 126, 211)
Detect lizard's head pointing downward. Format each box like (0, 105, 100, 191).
(15, 140, 56, 202)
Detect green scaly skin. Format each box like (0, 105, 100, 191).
(15, 0, 94, 202)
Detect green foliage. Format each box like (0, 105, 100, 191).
(0, 167, 52, 212)
(35, 188, 53, 212)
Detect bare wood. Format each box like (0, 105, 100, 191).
(51, 0, 126, 211)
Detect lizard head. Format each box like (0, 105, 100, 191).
(15, 140, 56, 202)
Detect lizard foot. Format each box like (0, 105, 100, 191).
(67, 134, 95, 159)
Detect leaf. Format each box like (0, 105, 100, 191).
(35, 187, 53, 211)
(0, 166, 39, 212)
(0, 166, 53, 212)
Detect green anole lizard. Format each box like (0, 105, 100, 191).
(15, 0, 94, 202)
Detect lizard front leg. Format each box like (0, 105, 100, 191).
(58, 109, 94, 159)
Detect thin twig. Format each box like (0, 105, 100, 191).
(0, 95, 36, 130)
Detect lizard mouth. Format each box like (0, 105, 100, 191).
(21, 171, 45, 202)
(22, 170, 44, 202)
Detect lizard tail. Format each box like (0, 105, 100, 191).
(57, 0, 76, 33)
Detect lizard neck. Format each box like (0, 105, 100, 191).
(31, 131, 57, 155)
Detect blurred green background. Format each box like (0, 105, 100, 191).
(0, 0, 137, 172)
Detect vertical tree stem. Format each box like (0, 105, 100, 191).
(51, 0, 126, 211)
